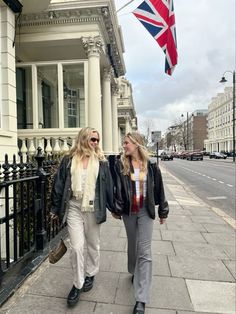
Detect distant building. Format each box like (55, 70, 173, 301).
(204, 87, 235, 153)
(188, 109, 208, 151)
(164, 110, 208, 151)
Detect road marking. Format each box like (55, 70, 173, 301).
(207, 196, 227, 200)
(179, 166, 234, 188)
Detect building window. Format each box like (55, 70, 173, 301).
(63, 63, 85, 128)
(16, 67, 33, 129)
(37, 65, 59, 128)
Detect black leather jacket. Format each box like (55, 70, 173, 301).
(113, 160, 169, 219)
(51, 155, 114, 224)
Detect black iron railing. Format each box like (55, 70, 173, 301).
(0, 148, 62, 278)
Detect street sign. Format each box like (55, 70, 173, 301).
(151, 131, 161, 143)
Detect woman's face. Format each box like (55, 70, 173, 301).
(89, 132, 100, 150)
(123, 136, 137, 156)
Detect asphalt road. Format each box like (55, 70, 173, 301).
(158, 157, 236, 220)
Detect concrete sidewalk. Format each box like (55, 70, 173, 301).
(1, 167, 236, 314)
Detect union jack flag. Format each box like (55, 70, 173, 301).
(133, 0, 178, 75)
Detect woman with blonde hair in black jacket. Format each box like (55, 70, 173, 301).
(112, 132, 169, 314)
(50, 127, 114, 306)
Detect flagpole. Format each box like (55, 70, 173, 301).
(117, 0, 136, 13)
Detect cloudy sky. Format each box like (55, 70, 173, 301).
(114, 0, 235, 134)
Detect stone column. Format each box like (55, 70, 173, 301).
(125, 114, 131, 135)
(111, 84, 119, 154)
(102, 67, 113, 154)
(82, 36, 103, 143)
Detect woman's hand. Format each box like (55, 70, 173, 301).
(159, 218, 166, 224)
(111, 213, 121, 219)
(49, 212, 59, 221)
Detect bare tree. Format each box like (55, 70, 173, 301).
(139, 118, 155, 147)
(168, 118, 185, 151)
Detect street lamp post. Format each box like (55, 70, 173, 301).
(220, 70, 235, 162)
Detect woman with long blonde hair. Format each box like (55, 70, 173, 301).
(113, 132, 169, 314)
(51, 127, 114, 307)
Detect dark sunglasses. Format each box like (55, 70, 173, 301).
(90, 137, 99, 143)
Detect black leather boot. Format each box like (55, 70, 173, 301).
(67, 285, 81, 306)
(133, 301, 145, 314)
(83, 276, 94, 292)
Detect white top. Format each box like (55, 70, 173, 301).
(133, 168, 147, 200)
(81, 168, 87, 193)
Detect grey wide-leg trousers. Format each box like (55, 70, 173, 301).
(123, 207, 154, 303)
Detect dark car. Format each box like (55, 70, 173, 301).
(209, 152, 227, 159)
(186, 151, 203, 161)
(160, 152, 173, 161)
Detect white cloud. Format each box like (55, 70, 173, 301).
(115, 0, 235, 132)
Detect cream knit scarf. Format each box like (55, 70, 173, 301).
(71, 155, 99, 212)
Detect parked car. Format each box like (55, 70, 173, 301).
(209, 152, 227, 159)
(179, 151, 189, 159)
(186, 151, 203, 161)
(160, 152, 173, 161)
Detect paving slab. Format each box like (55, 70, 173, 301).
(152, 254, 171, 276)
(101, 225, 122, 238)
(166, 221, 207, 232)
(149, 276, 194, 311)
(100, 236, 126, 252)
(161, 230, 206, 243)
(191, 216, 228, 224)
(222, 260, 236, 279)
(215, 244, 236, 259)
(178, 311, 224, 314)
(168, 255, 235, 281)
(188, 208, 220, 217)
(186, 279, 236, 314)
(169, 208, 192, 216)
(6, 294, 96, 314)
(202, 223, 234, 233)
(115, 273, 135, 305)
(202, 232, 236, 245)
(30, 265, 73, 298)
(79, 272, 120, 303)
(173, 242, 229, 259)
(167, 215, 193, 223)
(100, 251, 127, 273)
(151, 240, 175, 256)
(151, 229, 162, 240)
(93, 303, 132, 314)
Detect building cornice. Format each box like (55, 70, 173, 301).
(17, 1, 125, 76)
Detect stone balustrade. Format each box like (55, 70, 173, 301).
(17, 129, 80, 160)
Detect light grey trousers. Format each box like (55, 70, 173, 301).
(67, 199, 101, 289)
(123, 207, 154, 303)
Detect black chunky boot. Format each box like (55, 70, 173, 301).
(83, 276, 94, 292)
(133, 301, 145, 314)
(67, 285, 81, 306)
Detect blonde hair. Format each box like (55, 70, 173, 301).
(68, 127, 105, 160)
(122, 132, 149, 175)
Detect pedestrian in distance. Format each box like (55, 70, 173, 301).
(50, 127, 114, 306)
(112, 132, 169, 314)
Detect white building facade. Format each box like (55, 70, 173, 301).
(0, 0, 137, 161)
(204, 87, 235, 153)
